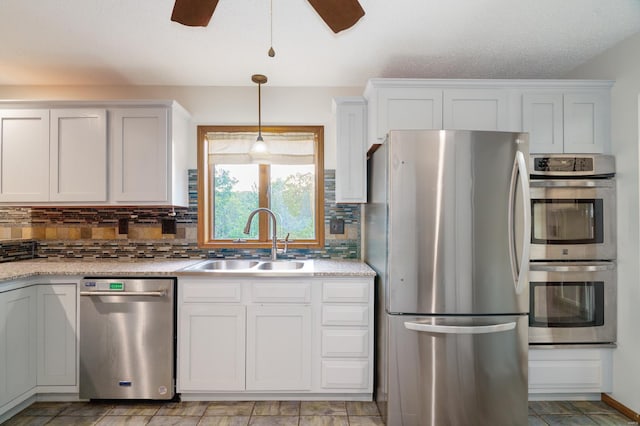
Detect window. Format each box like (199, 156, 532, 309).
(197, 125, 324, 249)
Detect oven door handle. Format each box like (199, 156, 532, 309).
(508, 150, 531, 295)
(530, 179, 614, 188)
(529, 263, 615, 272)
(404, 321, 516, 335)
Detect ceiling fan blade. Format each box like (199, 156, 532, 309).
(307, 0, 365, 33)
(171, 0, 219, 27)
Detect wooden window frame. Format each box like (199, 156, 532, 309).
(197, 125, 325, 249)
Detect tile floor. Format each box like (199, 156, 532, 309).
(528, 400, 636, 425)
(3, 399, 636, 425)
(2, 400, 383, 426)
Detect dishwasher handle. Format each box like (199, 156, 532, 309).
(80, 291, 166, 297)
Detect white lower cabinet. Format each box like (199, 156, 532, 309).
(0, 286, 37, 407)
(37, 284, 77, 387)
(0, 281, 78, 417)
(528, 348, 613, 396)
(179, 303, 246, 391)
(246, 305, 312, 390)
(320, 279, 373, 393)
(177, 276, 374, 397)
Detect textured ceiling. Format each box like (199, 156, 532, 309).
(1, 0, 640, 87)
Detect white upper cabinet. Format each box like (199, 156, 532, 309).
(522, 93, 564, 153)
(364, 81, 443, 145)
(110, 103, 189, 206)
(0, 108, 106, 203)
(333, 97, 367, 203)
(0, 110, 50, 202)
(50, 109, 107, 202)
(522, 86, 611, 154)
(443, 89, 509, 131)
(563, 92, 609, 154)
(0, 101, 191, 206)
(111, 108, 169, 203)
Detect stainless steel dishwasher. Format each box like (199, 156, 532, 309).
(79, 277, 176, 400)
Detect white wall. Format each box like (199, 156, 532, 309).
(0, 85, 362, 169)
(566, 31, 640, 413)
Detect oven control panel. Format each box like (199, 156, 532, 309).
(530, 154, 615, 177)
(533, 156, 593, 172)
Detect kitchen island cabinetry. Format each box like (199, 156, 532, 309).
(0, 108, 107, 203)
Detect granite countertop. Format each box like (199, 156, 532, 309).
(0, 258, 376, 283)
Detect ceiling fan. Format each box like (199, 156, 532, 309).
(170, 0, 365, 33)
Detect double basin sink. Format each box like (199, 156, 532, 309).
(180, 259, 313, 276)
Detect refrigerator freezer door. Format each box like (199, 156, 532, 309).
(385, 314, 528, 426)
(386, 130, 529, 315)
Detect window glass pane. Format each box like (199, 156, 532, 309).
(214, 164, 259, 239)
(270, 164, 316, 240)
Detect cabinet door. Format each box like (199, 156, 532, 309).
(246, 305, 312, 390)
(178, 304, 245, 391)
(111, 108, 169, 202)
(563, 92, 608, 153)
(0, 110, 50, 202)
(522, 93, 564, 154)
(443, 89, 509, 131)
(529, 348, 612, 394)
(37, 284, 77, 386)
(376, 88, 443, 141)
(0, 286, 37, 406)
(50, 109, 107, 202)
(335, 98, 367, 203)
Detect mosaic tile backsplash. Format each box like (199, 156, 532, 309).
(0, 170, 361, 261)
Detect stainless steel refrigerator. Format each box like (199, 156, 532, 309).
(365, 130, 531, 426)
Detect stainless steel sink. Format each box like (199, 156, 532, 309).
(183, 259, 260, 271)
(179, 259, 312, 275)
(256, 261, 305, 270)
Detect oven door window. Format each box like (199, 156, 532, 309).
(531, 199, 603, 244)
(529, 281, 604, 327)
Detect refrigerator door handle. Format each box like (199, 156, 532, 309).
(508, 150, 531, 295)
(404, 321, 516, 335)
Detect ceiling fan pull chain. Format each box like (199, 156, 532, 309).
(268, 0, 276, 57)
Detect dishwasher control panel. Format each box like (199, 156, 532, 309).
(82, 280, 125, 291)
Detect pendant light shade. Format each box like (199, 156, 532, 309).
(250, 74, 269, 157)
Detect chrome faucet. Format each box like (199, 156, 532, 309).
(243, 208, 278, 261)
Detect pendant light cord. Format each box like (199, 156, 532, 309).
(258, 81, 262, 140)
(268, 0, 275, 57)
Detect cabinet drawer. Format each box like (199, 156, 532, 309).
(322, 281, 369, 303)
(322, 305, 369, 326)
(250, 282, 311, 303)
(181, 282, 242, 303)
(322, 329, 368, 358)
(321, 360, 369, 389)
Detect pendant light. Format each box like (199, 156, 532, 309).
(250, 74, 268, 155)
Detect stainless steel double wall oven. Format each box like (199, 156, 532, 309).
(528, 155, 616, 345)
